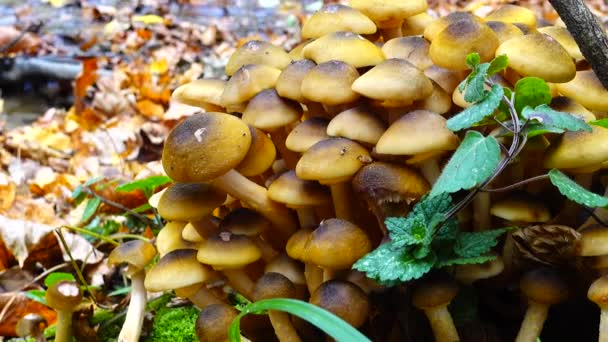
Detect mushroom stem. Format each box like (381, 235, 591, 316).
(213, 169, 297, 246)
(305, 101, 327, 118)
(54, 311, 73, 342)
(473, 192, 491, 231)
(330, 182, 354, 222)
(255, 237, 279, 262)
(323, 269, 337, 283)
(305, 264, 324, 294)
(117, 268, 147, 342)
(271, 128, 300, 170)
(268, 311, 303, 342)
(515, 301, 549, 342)
(380, 26, 403, 41)
(296, 207, 317, 229)
(419, 157, 441, 185)
(178, 286, 224, 309)
(223, 268, 256, 300)
(422, 305, 460, 342)
(600, 309, 608, 342)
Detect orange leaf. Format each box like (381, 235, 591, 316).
(0, 292, 57, 337)
(74, 58, 98, 114)
(136, 99, 165, 119)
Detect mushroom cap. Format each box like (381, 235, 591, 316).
(352, 162, 430, 205)
(302, 31, 385, 68)
(401, 12, 434, 36)
(577, 226, 608, 256)
(415, 79, 453, 115)
(424, 12, 483, 41)
(219, 207, 271, 237)
(555, 70, 608, 111)
(225, 40, 291, 76)
(236, 126, 276, 177)
(264, 254, 306, 286)
(484, 4, 537, 30)
(156, 221, 194, 257)
(429, 20, 500, 71)
(352, 58, 433, 103)
(285, 117, 330, 153)
(351, 0, 428, 28)
(162, 112, 252, 182)
(382, 37, 433, 70)
(157, 182, 227, 221)
(375, 110, 459, 156)
(253, 272, 296, 300)
(495, 33, 576, 83)
(520, 268, 568, 305)
(288, 40, 313, 61)
(108, 240, 156, 273)
(268, 170, 331, 208)
(538, 26, 584, 61)
(543, 126, 608, 170)
(412, 275, 459, 308)
(549, 96, 596, 122)
(196, 304, 239, 342)
(302, 4, 377, 39)
(327, 106, 387, 145)
(453, 254, 504, 284)
(588, 275, 608, 309)
(171, 79, 225, 111)
(276, 59, 316, 103)
(310, 280, 370, 327)
(424, 65, 468, 94)
(485, 21, 524, 44)
(182, 222, 205, 242)
(242, 89, 302, 131)
(490, 193, 551, 223)
(197, 233, 262, 269)
(296, 137, 371, 184)
(16, 313, 47, 338)
(144, 249, 217, 292)
(221, 64, 282, 108)
(305, 218, 372, 269)
(286, 228, 313, 261)
(45, 280, 82, 312)
(301, 60, 361, 106)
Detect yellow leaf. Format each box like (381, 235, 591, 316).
(149, 59, 168, 75)
(132, 14, 164, 25)
(42, 0, 69, 7)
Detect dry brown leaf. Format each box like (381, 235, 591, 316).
(29, 167, 58, 196)
(0, 267, 33, 292)
(0, 172, 16, 211)
(0, 292, 57, 337)
(136, 99, 165, 119)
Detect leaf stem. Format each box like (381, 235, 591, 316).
(481, 174, 550, 192)
(62, 225, 120, 246)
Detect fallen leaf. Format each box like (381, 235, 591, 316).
(132, 14, 165, 25)
(136, 99, 165, 119)
(0, 292, 57, 337)
(0, 267, 34, 292)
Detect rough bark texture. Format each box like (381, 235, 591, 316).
(549, 0, 608, 89)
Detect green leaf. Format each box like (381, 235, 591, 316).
(447, 84, 504, 131)
(25, 290, 47, 305)
(590, 118, 608, 128)
(465, 53, 481, 68)
(487, 55, 508, 76)
(522, 122, 568, 138)
(108, 286, 132, 296)
(431, 131, 501, 196)
(115, 175, 172, 198)
(81, 197, 101, 223)
(454, 228, 512, 258)
(436, 254, 497, 267)
(44, 272, 76, 288)
(513, 77, 551, 113)
(522, 105, 592, 133)
(229, 299, 372, 342)
(549, 169, 608, 208)
(463, 63, 490, 103)
(353, 243, 435, 285)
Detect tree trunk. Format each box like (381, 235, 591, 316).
(548, 0, 608, 89)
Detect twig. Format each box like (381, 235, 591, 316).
(81, 187, 155, 227)
(54, 228, 97, 304)
(481, 174, 550, 192)
(62, 225, 120, 246)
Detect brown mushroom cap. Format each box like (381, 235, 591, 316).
(45, 280, 82, 312)
(555, 70, 608, 111)
(577, 226, 608, 256)
(276, 59, 316, 103)
(495, 33, 576, 83)
(327, 106, 387, 145)
(309, 280, 370, 328)
(520, 268, 568, 305)
(171, 79, 225, 111)
(543, 126, 608, 170)
(221, 64, 282, 108)
(196, 304, 239, 342)
(285, 117, 330, 153)
(549, 96, 596, 122)
(351, 0, 428, 28)
(429, 20, 500, 71)
(352, 58, 433, 104)
(219, 207, 271, 237)
(588, 275, 608, 309)
(286, 228, 313, 261)
(225, 40, 291, 76)
(144, 249, 217, 292)
(16, 313, 47, 338)
(235, 126, 276, 177)
(424, 12, 483, 42)
(162, 112, 252, 182)
(302, 31, 385, 68)
(382, 37, 433, 70)
(253, 272, 296, 300)
(412, 275, 459, 309)
(538, 26, 584, 62)
(486, 21, 524, 44)
(264, 254, 306, 286)
(484, 4, 537, 30)
(197, 233, 262, 269)
(302, 4, 377, 39)
(242, 89, 302, 131)
(296, 137, 371, 184)
(268, 170, 331, 208)
(108, 240, 156, 273)
(490, 193, 551, 223)
(301, 60, 361, 106)
(157, 182, 227, 221)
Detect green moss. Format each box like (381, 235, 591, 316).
(145, 305, 200, 342)
(5, 338, 35, 342)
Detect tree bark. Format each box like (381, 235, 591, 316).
(548, 0, 608, 89)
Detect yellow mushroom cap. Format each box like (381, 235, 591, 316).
(276, 59, 316, 103)
(555, 70, 608, 111)
(288, 40, 313, 61)
(327, 106, 387, 145)
(520, 268, 568, 305)
(588, 275, 608, 309)
(302, 4, 376, 39)
(296, 137, 371, 184)
(236, 126, 277, 177)
(550, 96, 596, 122)
(242, 89, 302, 131)
(495, 33, 575, 83)
(162, 112, 251, 182)
(382, 37, 433, 70)
(351, 0, 428, 28)
(197, 233, 262, 269)
(302, 31, 385, 68)
(430, 20, 500, 71)
(285, 117, 330, 153)
(171, 79, 225, 111)
(538, 26, 584, 62)
(490, 193, 551, 223)
(144, 249, 217, 292)
(424, 12, 483, 42)
(352, 58, 433, 103)
(376, 110, 459, 156)
(156, 221, 194, 257)
(225, 40, 291, 76)
(108, 240, 156, 272)
(401, 12, 434, 36)
(301, 60, 360, 106)
(424, 65, 468, 94)
(157, 182, 227, 221)
(484, 4, 537, 30)
(543, 126, 608, 170)
(221, 64, 282, 108)
(485, 21, 524, 44)
(415, 79, 453, 115)
(268, 170, 331, 208)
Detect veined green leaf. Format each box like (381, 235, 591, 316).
(514, 77, 551, 113)
(81, 197, 101, 223)
(115, 175, 172, 197)
(522, 105, 591, 133)
(590, 118, 608, 129)
(549, 169, 608, 208)
(447, 84, 504, 131)
(454, 228, 513, 257)
(436, 254, 497, 267)
(487, 55, 508, 76)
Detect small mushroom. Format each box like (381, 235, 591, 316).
(301, 4, 376, 39)
(310, 280, 370, 330)
(412, 275, 460, 342)
(484, 4, 537, 31)
(171, 78, 225, 112)
(302, 31, 385, 68)
(351, 0, 428, 40)
(16, 313, 47, 342)
(285, 117, 330, 154)
(587, 275, 608, 342)
(196, 304, 243, 342)
(45, 280, 83, 342)
(225, 40, 291, 76)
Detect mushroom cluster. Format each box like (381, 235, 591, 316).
(107, 1, 608, 341)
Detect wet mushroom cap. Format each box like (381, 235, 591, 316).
(484, 4, 537, 30)
(555, 70, 608, 111)
(381, 36, 433, 70)
(108, 239, 157, 272)
(310, 280, 370, 328)
(285, 117, 330, 153)
(301, 60, 361, 106)
(520, 268, 569, 305)
(144, 249, 217, 292)
(157, 182, 227, 221)
(235, 126, 277, 177)
(327, 106, 387, 145)
(577, 226, 608, 256)
(253, 272, 296, 300)
(162, 112, 252, 182)
(241, 89, 302, 131)
(219, 207, 271, 237)
(276, 59, 317, 103)
(196, 304, 239, 342)
(289, 40, 313, 61)
(225, 40, 291, 76)
(171, 79, 225, 111)
(352, 162, 430, 205)
(45, 280, 83, 312)
(268, 170, 331, 208)
(197, 233, 262, 268)
(302, 31, 385, 68)
(220, 64, 282, 108)
(424, 65, 467, 94)
(301, 4, 377, 39)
